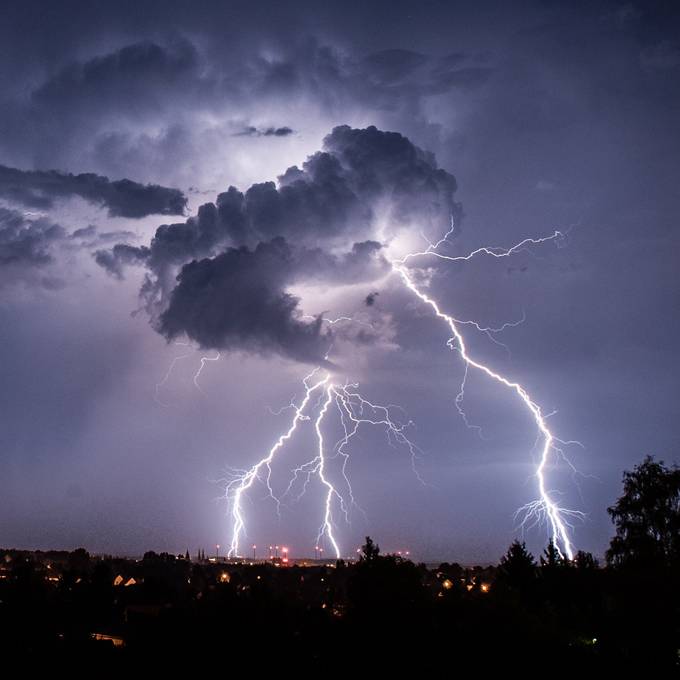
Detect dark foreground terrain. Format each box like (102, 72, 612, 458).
(2, 457, 678, 672)
(0, 539, 677, 672)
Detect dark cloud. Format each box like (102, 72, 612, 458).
(0, 207, 66, 288)
(71, 224, 137, 246)
(223, 123, 459, 249)
(95, 243, 150, 280)
(0, 164, 187, 218)
(71, 225, 97, 239)
(235, 126, 295, 137)
(0, 33, 489, 184)
(30, 39, 201, 120)
(158, 237, 388, 365)
(99, 125, 457, 363)
(365, 291, 379, 306)
(101, 124, 459, 278)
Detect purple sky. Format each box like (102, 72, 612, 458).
(1, 0, 678, 563)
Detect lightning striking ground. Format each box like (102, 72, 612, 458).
(224, 370, 422, 559)
(391, 230, 583, 559)
(220, 224, 582, 561)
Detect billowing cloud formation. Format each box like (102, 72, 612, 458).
(0, 207, 66, 288)
(98, 125, 459, 364)
(0, 164, 187, 217)
(160, 238, 387, 364)
(0, 36, 488, 188)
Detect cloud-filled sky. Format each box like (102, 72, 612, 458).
(1, 0, 678, 562)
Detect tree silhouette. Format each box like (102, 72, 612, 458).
(540, 539, 565, 570)
(497, 540, 536, 591)
(572, 550, 598, 570)
(606, 455, 680, 568)
(348, 536, 423, 616)
(360, 536, 380, 562)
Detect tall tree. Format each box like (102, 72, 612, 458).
(498, 540, 536, 591)
(606, 455, 680, 568)
(540, 539, 564, 570)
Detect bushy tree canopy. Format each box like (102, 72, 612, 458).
(606, 455, 680, 568)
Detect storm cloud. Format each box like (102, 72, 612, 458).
(0, 207, 66, 288)
(158, 238, 389, 365)
(98, 125, 458, 363)
(0, 31, 490, 189)
(0, 164, 187, 218)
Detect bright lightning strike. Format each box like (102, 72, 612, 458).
(222, 221, 583, 561)
(225, 368, 329, 558)
(224, 372, 422, 559)
(314, 385, 341, 558)
(391, 229, 583, 560)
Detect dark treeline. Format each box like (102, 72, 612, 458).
(1, 456, 678, 671)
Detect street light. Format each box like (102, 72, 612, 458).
(252, 544, 257, 560)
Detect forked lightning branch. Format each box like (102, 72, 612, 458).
(222, 225, 584, 560)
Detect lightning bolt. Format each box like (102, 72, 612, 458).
(225, 368, 329, 558)
(314, 385, 341, 558)
(193, 351, 221, 392)
(391, 229, 583, 559)
(222, 219, 582, 561)
(225, 371, 422, 559)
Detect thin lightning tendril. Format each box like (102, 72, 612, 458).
(193, 352, 221, 392)
(154, 352, 190, 406)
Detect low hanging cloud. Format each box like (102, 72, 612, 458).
(159, 238, 388, 365)
(0, 209, 146, 289)
(0, 164, 187, 218)
(0, 207, 67, 288)
(97, 125, 460, 364)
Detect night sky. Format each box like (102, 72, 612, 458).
(1, 0, 678, 563)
